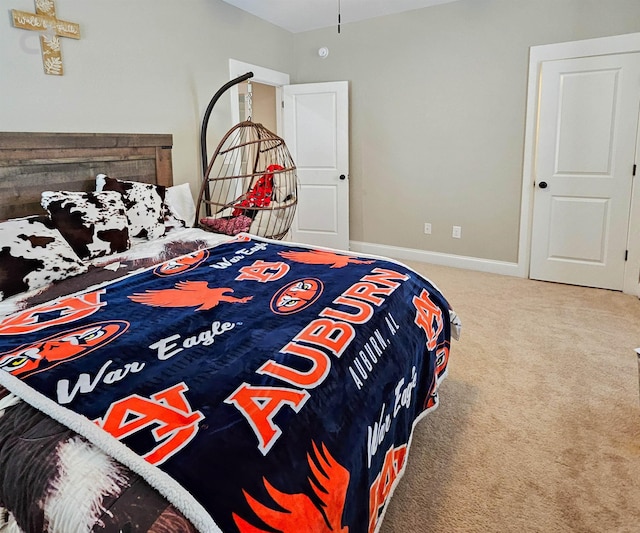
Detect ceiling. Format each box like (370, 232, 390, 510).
(221, 0, 461, 33)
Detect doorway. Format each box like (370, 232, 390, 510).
(228, 60, 351, 250)
(238, 81, 278, 132)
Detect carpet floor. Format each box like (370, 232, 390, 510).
(379, 263, 640, 533)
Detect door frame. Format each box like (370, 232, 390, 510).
(519, 32, 640, 296)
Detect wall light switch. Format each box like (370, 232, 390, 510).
(424, 223, 432, 234)
(452, 225, 462, 238)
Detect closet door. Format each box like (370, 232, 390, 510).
(529, 53, 640, 289)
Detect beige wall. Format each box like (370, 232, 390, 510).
(3, 0, 640, 264)
(0, 0, 293, 198)
(291, 0, 640, 262)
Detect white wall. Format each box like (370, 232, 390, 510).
(0, 0, 293, 198)
(292, 0, 640, 263)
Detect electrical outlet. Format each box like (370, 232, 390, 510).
(424, 223, 432, 235)
(452, 225, 462, 238)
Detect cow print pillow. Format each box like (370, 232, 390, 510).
(41, 190, 130, 260)
(0, 216, 88, 301)
(96, 174, 166, 240)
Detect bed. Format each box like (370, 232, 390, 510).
(0, 132, 459, 533)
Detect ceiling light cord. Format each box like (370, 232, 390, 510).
(338, 0, 341, 33)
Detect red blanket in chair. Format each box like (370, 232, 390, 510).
(232, 164, 283, 216)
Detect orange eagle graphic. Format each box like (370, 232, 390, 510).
(128, 280, 252, 310)
(233, 441, 350, 533)
(279, 250, 374, 269)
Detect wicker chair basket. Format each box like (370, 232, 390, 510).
(195, 121, 298, 240)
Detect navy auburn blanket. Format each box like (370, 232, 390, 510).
(0, 235, 453, 533)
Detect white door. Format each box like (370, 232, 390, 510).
(283, 81, 349, 250)
(530, 53, 640, 290)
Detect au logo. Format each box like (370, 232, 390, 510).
(96, 382, 204, 466)
(270, 278, 323, 315)
(0, 290, 107, 336)
(155, 249, 209, 277)
(0, 321, 129, 378)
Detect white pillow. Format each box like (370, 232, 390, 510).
(249, 202, 296, 238)
(165, 183, 196, 229)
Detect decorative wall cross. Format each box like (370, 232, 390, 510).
(11, 0, 80, 76)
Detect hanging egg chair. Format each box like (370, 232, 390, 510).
(195, 73, 298, 240)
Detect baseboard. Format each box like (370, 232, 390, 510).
(349, 241, 521, 277)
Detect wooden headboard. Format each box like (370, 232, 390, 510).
(0, 132, 173, 221)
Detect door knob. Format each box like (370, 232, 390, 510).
(339, 174, 346, 180)
(538, 181, 548, 189)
